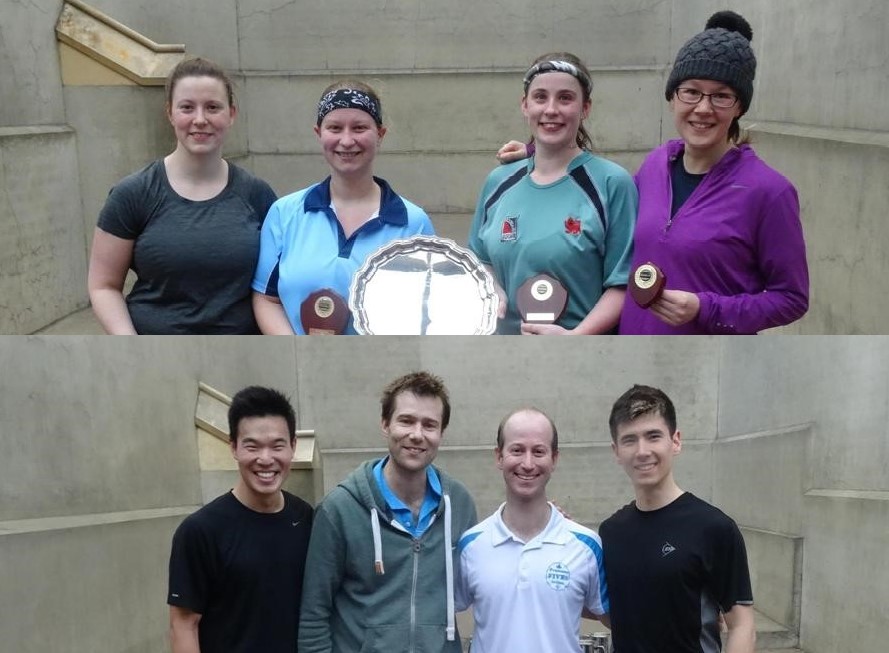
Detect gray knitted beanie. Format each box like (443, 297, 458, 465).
(665, 11, 756, 113)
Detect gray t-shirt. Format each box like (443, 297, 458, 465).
(97, 160, 276, 334)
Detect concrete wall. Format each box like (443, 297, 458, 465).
(715, 338, 889, 653)
(4, 0, 887, 332)
(0, 337, 298, 653)
(2, 337, 889, 651)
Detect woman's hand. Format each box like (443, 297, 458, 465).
(649, 289, 700, 326)
(497, 140, 530, 164)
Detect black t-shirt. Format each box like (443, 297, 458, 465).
(168, 491, 314, 653)
(599, 492, 752, 653)
(670, 157, 706, 217)
(97, 160, 277, 334)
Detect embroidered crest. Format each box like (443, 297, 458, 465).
(501, 216, 518, 242)
(545, 562, 571, 590)
(564, 216, 581, 236)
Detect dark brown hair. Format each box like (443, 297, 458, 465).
(380, 371, 450, 430)
(165, 57, 235, 108)
(608, 385, 677, 442)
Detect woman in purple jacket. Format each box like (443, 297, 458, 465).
(619, 11, 808, 334)
(499, 11, 809, 334)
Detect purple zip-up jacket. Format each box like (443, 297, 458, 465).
(619, 140, 808, 334)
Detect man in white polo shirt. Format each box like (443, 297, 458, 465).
(456, 408, 609, 652)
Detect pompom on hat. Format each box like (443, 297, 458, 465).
(665, 10, 757, 113)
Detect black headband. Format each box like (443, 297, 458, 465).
(316, 88, 383, 126)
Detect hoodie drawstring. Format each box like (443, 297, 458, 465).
(444, 494, 455, 641)
(370, 496, 456, 641)
(371, 507, 385, 574)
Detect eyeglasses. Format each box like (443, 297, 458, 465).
(674, 87, 739, 109)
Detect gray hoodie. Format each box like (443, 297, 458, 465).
(299, 459, 477, 653)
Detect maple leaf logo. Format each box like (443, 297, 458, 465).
(564, 217, 581, 236)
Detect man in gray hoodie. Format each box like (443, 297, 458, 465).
(298, 371, 477, 653)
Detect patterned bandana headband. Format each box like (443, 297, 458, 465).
(522, 60, 592, 97)
(316, 88, 383, 126)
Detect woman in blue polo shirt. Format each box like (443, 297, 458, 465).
(252, 81, 434, 334)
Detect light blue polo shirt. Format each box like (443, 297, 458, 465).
(373, 457, 442, 537)
(253, 176, 434, 334)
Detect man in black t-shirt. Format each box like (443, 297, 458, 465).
(167, 387, 313, 653)
(600, 385, 755, 653)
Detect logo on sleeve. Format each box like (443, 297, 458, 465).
(501, 216, 518, 242)
(564, 216, 582, 236)
(545, 562, 571, 590)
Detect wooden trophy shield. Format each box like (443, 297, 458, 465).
(629, 262, 666, 308)
(300, 289, 349, 335)
(516, 273, 568, 324)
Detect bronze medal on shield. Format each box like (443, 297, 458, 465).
(516, 273, 568, 324)
(300, 289, 349, 335)
(629, 262, 666, 308)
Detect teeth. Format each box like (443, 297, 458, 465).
(257, 471, 276, 478)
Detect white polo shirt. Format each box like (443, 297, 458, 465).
(456, 503, 609, 653)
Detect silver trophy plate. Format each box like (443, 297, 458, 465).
(349, 235, 499, 335)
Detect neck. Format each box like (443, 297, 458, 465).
(682, 140, 734, 174)
(382, 460, 427, 507)
(231, 482, 284, 513)
(532, 143, 580, 178)
(634, 477, 684, 512)
(166, 147, 227, 180)
(330, 172, 378, 201)
(501, 496, 552, 541)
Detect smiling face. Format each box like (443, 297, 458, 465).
(612, 412, 681, 493)
(381, 391, 444, 479)
(670, 78, 742, 160)
(314, 108, 386, 178)
(230, 415, 294, 512)
(496, 410, 558, 503)
(521, 71, 590, 153)
(167, 75, 236, 157)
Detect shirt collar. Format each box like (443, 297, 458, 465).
(491, 503, 569, 548)
(303, 176, 408, 226)
(372, 456, 442, 511)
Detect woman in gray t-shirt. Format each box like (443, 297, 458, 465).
(87, 57, 276, 334)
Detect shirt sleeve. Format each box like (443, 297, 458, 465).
(695, 184, 809, 333)
(705, 518, 754, 612)
(298, 503, 347, 653)
(167, 516, 212, 613)
(584, 533, 610, 616)
(601, 168, 639, 288)
(249, 179, 278, 225)
(454, 545, 472, 612)
(96, 174, 148, 240)
(252, 200, 285, 297)
(467, 171, 497, 265)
